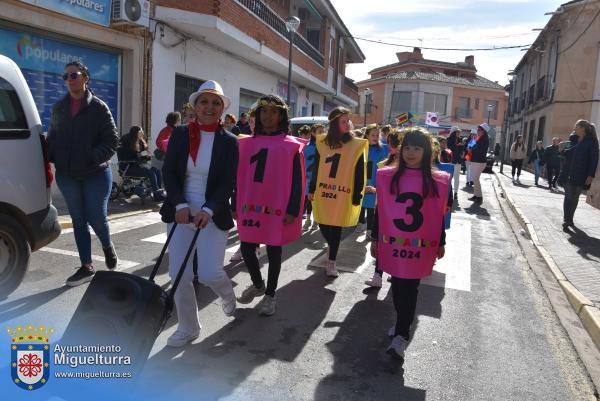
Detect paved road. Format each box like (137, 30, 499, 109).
(0, 173, 596, 401)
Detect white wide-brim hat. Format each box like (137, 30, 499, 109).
(188, 80, 231, 110)
(478, 122, 491, 133)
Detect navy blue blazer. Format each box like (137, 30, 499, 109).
(159, 124, 238, 230)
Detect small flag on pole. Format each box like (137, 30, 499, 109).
(396, 112, 413, 125)
(426, 112, 439, 127)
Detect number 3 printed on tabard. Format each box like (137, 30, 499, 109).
(393, 192, 424, 232)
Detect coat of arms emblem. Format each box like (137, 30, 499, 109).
(8, 324, 53, 390)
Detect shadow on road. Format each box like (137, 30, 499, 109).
(0, 286, 70, 323)
(567, 226, 600, 261)
(137, 271, 336, 400)
(313, 290, 427, 401)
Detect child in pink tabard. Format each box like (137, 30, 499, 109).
(370, 128, 451, 361)
(233, 95, 304, 316)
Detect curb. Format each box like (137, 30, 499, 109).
(494, 171, 600, 351)
(58, 207, 159, 230)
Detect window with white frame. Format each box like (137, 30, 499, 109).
(424, 93, 447, 115)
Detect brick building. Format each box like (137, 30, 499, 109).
(150, 0, 364, 143)
(355, 47, 507, 145)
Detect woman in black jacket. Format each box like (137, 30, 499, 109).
(160, 81, 238, 347)
(561, 120, 599, 230)
(47, 61, 119, 287)
(468, 123, 491, 203)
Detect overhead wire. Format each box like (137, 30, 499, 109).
(342, 35, 531, 51)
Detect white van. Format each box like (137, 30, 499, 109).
(0, 55, 61, 297)
(290, 116, 329, 136)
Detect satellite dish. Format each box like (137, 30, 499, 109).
(124, 0, 142, 21)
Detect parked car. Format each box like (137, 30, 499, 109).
(290, 116, 329, 136)
(0, 55, 61, 297)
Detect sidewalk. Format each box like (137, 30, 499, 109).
(494, 167, 600, 348)
(52, 188, 160, 229)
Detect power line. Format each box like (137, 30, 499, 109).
(356, 31, 538, 42)
(343, 35, 531, 51)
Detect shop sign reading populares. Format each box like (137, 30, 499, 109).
(0, 26, 120, 131)
(20, 0, 113, 27)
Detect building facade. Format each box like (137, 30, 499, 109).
(505, 0, 600, 208)
(2, 0, 148, 134)
(355, 47, 507, 144)
(150, 0, 363, 143)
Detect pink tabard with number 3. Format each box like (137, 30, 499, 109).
(236, 135, 306, 246)
(376, 167, 450, 279)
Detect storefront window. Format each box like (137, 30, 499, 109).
(0, 25, 120, 132)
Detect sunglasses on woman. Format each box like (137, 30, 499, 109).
(62, 71, 83, 81)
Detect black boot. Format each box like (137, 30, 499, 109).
(153, 190, 166, 202)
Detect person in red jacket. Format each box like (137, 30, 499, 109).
(156, 112, 181, 155)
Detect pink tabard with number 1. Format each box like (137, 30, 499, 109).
(376, 167, 450, 279)
(236, 135, 306, 246)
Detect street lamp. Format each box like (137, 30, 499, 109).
(363, 88, 373, 127)
(285, 16, 301, 112)
(487, 103, 494, 124)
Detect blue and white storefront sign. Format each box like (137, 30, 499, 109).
(0, 25, 120, 131)
(20, 0, 113, 27)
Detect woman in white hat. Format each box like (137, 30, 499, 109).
(160, 80, 238, 347)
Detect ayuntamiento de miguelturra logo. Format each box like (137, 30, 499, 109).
(8, 324, 53, 391)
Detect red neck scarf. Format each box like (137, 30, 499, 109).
(188, 120, 219, 165)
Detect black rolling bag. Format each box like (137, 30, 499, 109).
(60, 223, 199, 373)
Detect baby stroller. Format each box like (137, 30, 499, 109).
(110, 156, 154, 203)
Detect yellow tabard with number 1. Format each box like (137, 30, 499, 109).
(313, 134, 368, 227)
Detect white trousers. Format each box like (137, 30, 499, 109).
(167, 222, 234, 335)
(466, 160, 472, 183)
(453, 163, 461, 193)
(470, 162, 486, 197)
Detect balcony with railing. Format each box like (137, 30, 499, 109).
(237, 0, 325, 66)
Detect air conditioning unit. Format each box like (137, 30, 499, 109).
(112, 0, 150, 28)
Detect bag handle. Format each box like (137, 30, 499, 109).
(149, 222, 178, 283)
(167, 225, 201, 302)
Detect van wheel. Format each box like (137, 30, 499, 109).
(0, 214, 31, 298)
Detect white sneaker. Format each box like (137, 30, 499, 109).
(257, 294, 276, 316)
(365, 273, 383, 288)
(516, 177, 521, 184)
(222, 296, 236, 317)
(230, 248, 243, 262)
(325, 260, 339, 277)
(166, 330, 200, 347)
(237, 282, 266, 304)
(386, 335, 407, 360)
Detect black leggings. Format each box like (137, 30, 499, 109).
(511, 159, 523, 178)
(391, 277, 421, 340)
(359, 207, 375, 229)
(304, 195, 313, 215)
(240, 242, 282, 297)
(319, 224, 342, 261)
